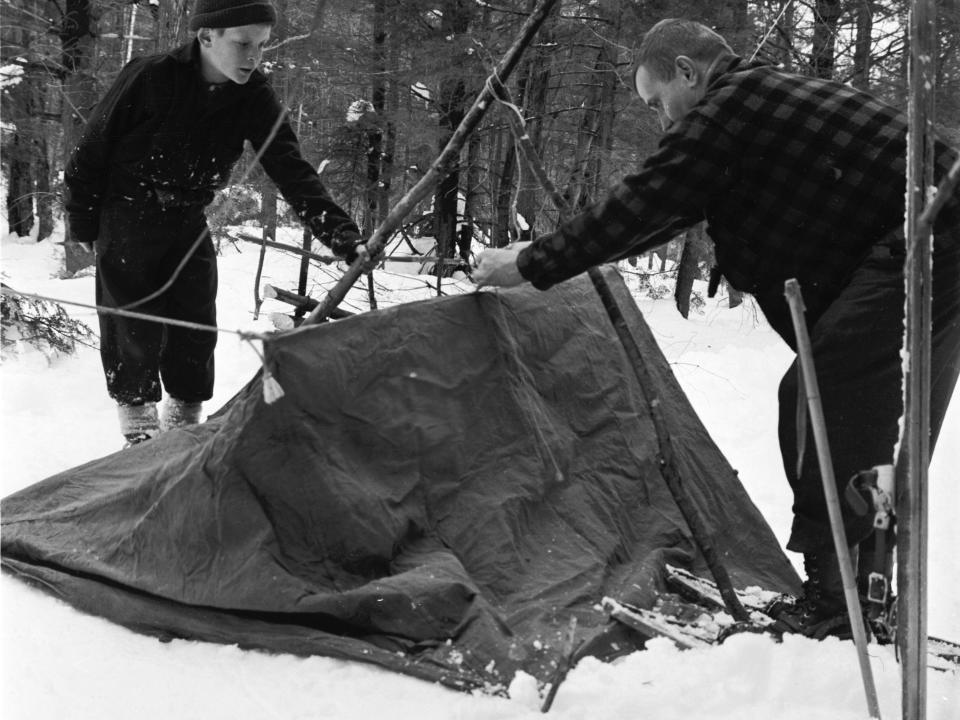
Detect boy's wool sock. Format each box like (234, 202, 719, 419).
(160, 397, 204, 432)
(118, 402, 160, 445)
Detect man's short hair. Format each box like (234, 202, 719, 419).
(632, 19, 733, 83)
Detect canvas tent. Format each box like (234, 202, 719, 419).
(1, 269, 800, 692)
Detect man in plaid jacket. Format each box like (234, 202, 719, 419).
(474, 18, 960, 639)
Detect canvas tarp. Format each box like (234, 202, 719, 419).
(1, 268, 800, 691)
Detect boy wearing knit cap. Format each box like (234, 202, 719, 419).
(65, 0, 366, 446)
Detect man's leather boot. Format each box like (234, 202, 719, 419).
(771, 550, 855, 640)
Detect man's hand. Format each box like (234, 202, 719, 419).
(473, 242, 531, 288)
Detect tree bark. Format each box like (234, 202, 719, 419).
(462, 130, 483, 258)
(777, 0, 797, 72)
(381, 0, 400, 227)
(36, 134, 54, 240)
(562, 47, 605, 212)
(587, 40, 618, 205)
(515, 1, 555, 238)
(432, 0, 472, 273)
(367, 0, 388, 233)
(154, 0, 190, 51)
(493, 133, 517, 247)
(255, 0, 289, 313)
(852, 0, 874, 90)
(61, 0, 98, 274)
(811, 0, 842, 79)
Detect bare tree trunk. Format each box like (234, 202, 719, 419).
(381, 0, 400, 226)
(432, 0, 472, 273)
(2, 45, 56, 243)
(515, 3, 555, 238)
(255, 0, 289, 313)
(366, 0, 388, 233)
(587, 41, 618, 205)
(7, 136, 34, 237)
(852, 0, 874, 90)
(36, 135, 54, 240)
(714, 0, 751, 54)
(562, 47, 605, 211)
(61, 0, 98, 273)
(462, 131, 483, 258)
(811, 0, 842, 79)
(778, 0, 797, 72)
(493, 134, 516, 247)
(155, 0, 190, 51)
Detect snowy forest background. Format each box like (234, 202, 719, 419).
(3, 0, 960, 291)
(3, 1, 960, 718)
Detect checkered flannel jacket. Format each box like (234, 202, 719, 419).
(518, 56, 960, 317)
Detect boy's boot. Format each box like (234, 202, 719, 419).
(118, 402, 160, 447)
(160, 397, 204, 432)
(771, 550, 855, 640)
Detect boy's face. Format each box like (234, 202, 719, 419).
(198, 25, 272, 85)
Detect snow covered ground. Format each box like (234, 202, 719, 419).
(1, 224, 958, 720)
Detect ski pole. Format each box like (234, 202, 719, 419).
(784, 279, 881, 720)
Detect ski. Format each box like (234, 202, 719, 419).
(662, 564, 959, 671)
(601, 597, 714, 650)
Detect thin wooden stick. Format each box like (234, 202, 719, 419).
(235, 231, 337, 264)
(235, 231, 460, 265)
(300, 0, 561, 327)
(784, 279, 881, 720)
(262, 285, 353, 319)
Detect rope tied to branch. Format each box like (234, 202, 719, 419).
(0, 285, 285, 404)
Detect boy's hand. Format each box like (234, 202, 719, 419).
(353, 242, 380, 273)
(332, 230, 380, 272)
(331, 229, 364, 263)
(473, 242, 530, 288)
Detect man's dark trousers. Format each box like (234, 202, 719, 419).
(775, 235, 960, 554)
(95, 200, 218, 406)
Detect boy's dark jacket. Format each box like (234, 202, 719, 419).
(65, 41, 358, 249)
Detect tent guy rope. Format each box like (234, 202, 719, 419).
(0, 285, 279, 401)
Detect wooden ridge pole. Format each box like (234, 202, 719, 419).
(898, 2, 936, 718)
(300, 0, 561, 327)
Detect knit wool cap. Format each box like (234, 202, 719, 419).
(189, 0, 277, 31)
